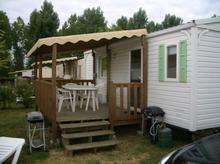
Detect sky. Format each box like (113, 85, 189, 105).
(0, 0, 220, 28)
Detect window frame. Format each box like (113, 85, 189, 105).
(165, 44, 179, 82)
(129, 48, 143, 83)
(98, 56, 107, 79)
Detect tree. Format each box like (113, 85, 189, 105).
(59, 14, 79, 36)
(147, 21, 163, 33)
(0, 30, 10, 77)
(146, 21, 156, 33)
(128, 8, 148, 29)
(26, 10, 41, 50)
(161, 14, 183, 29)
(115, 16, 129, 30)
(26, 0, 60, 66)
(59, 7, 107, 35)
(39, 0, 59, 37)
(11, 17, 26, 70)
(0, 11, 11, 50)
(77, 7, 107, 34)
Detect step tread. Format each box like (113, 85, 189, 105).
(57, 115, 108, 122)
(62, 130, 114, 139)
(65, 140, 118, 151)
(59, 121, 110, 129)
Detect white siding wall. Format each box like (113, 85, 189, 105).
(110, 38, 141, 83)
(95, 47, 107, 103)
(195, 29, 220, 130)
(84, 50, 93, 79)
(111, 38, 142, 107)
(56, 63, 64, 78)
(95, 38, 142, 104)
(148, 31, 193, 130)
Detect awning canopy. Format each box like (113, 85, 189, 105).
(30, 56, 77, 67)
(26, 29, 147, 57)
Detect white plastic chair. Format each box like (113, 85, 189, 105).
(56, 88, 74, 112)
(0, 137, 25, 164)
(79, 83, 105, 111)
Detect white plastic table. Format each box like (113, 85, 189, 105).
(0, 137, 25, 164)
(62, 84, 98, 112)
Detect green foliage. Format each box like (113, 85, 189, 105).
(59, 14, 79, 36)
(11, 17, 26, 70)
(0, 10, 12, 50)
(39, 0, 60, 37)
(0, 30, 11, 77)
(0, 84, 15, 109)
(161, 14, 183, 29)
(111, 8, 148, 31)
(78, 7, 107, 34)
(26, 0, 59, 66)
(128, 8, 148, 29)
(112, 10, 182, 33)
(146, 21, 163, 33)
(59, 7, 107, 35)
(15, 78, 34, 108)
(111, 16, 129, 31)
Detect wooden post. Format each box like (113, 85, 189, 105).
(141, 36, 148, 105)
(34, 56, 38, 110)
(109, 81, 115, 128)
(106, 45, 111, 102)
(38, 55, 43, 113)
(34, 56, 38, 80)
(39, 55, 43, 80)
(52, 44, 57, 135)
(92, 50, 96, 85)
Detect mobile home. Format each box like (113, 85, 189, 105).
(27, 17, 220, 151)
(93, 17, 220, 132)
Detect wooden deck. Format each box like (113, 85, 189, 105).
(57, 104, 109, 123)
(56, 103, 141, 126)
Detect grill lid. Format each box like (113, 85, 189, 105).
(27, 111, 44, 123)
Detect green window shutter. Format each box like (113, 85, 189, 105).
(158, 44, 165, 81)
(179, 40, 187, 83)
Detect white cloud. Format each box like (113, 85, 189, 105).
(0, 0, 220, 27)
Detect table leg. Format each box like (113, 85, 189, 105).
(95, 91, 99, 110)
(92, 91, 96, 112)
(85, 91, 91, 111)
(72, 91, 76, 112)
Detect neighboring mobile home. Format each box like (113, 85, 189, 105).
(31, 56, 84, 79)
(10, 67, 52, 78)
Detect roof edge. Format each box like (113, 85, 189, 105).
(147, 22, 195, 38)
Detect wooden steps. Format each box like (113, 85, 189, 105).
(65, 140, 118, 151)
(60, 121, 110, 130)
(62, 130, 114, 139)
(59, 120, 118, 155)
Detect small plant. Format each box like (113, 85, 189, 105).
(0, 84, 16, 109)
(16, 78, 34, 108)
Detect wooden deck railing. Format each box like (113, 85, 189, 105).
(42, 78, 95, 87)
(109, 82, 144, 126)
(56, 79, 95, 87)
(35, 78, 94, 124)
(35, 79, 55, 123)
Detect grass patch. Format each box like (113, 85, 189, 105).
(0, 108, 188, 164)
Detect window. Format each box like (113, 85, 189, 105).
(130, 49, 141, 82)
(167, 45, 177, 79)
(99, 57, 107, 78)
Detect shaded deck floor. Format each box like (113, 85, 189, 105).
(57, 104, 109, 122)
(56, 103, 141, 126)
